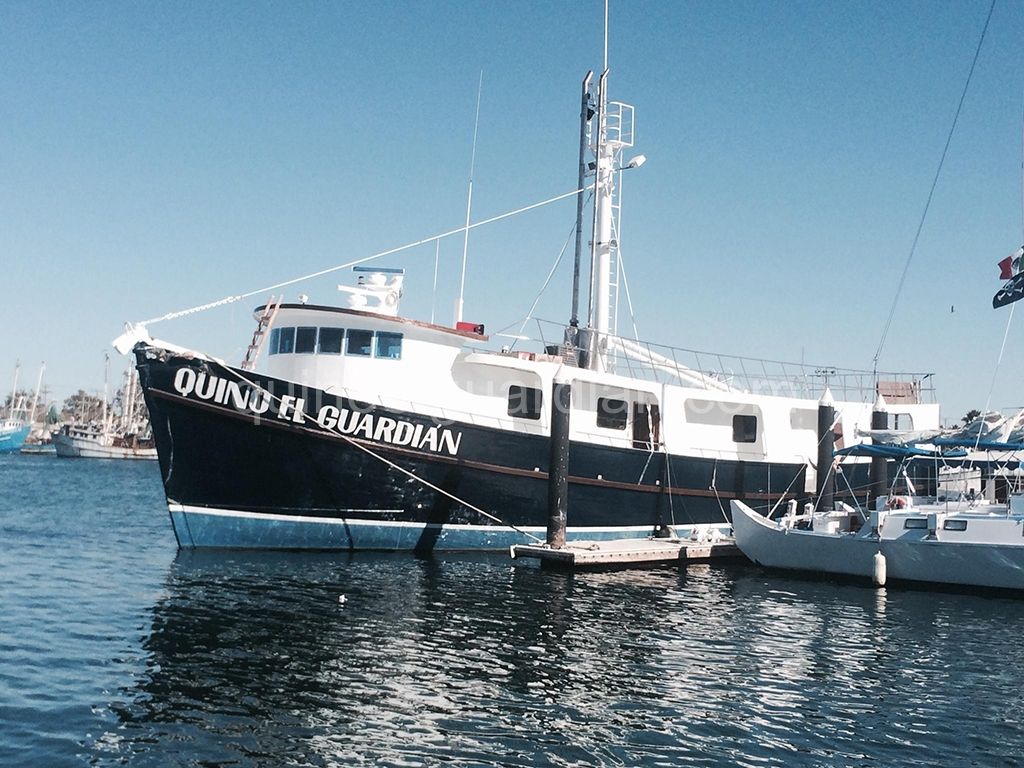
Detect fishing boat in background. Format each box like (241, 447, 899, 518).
(113, 50, 942, 550)
(1, 362, 36, 454)
(54, 357, 156, 460)
(0, 418, 30, 454)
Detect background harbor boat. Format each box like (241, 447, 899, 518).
(53, 356, 156, 460)
(0, 361, 44, 454)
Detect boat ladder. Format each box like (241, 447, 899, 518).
(240, 296, 282, 371)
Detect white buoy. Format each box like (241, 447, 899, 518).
(338, 594, 347, 604)
(872, 551, 887, 587)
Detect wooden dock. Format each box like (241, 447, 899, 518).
(510, 536, 742, 569)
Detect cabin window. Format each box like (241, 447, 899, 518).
(268, 328, 281, 355)
(904, 518, 928, 530)
(597, 397, 628, 430)
(295, 327, 317, 354)
(375, 332, 403, 360)
(890, 413, 915, 430)
(733, 414, 758, 443)
(318, 327, 345, 354)
(346, 329, 373, 356)
(277, 327, 296, 355)
(943, 519, 968, 532)
(508, 385, 542, 420)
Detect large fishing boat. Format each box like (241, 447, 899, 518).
(117, 68, 941, 550)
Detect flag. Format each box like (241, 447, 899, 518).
(994, 271, 1024, 309)
(998, 246, 1023, 280)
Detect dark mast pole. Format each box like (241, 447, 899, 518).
(569, 70, 593, 335)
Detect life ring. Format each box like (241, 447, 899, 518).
(886, 496, 908, 510)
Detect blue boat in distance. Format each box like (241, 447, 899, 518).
(2, 361, 39, 454)
(0, 420, 30, 453)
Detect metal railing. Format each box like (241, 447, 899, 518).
(512, 319, 937, 404)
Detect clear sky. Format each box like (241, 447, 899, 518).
(2, 0, 1022, 423)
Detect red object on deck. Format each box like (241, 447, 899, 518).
(456, 321, 485, 335)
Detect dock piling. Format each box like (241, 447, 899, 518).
(816, 388, 835, 512)
(546, 371, 571, 549)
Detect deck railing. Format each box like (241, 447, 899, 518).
(513, 319, 937, 404)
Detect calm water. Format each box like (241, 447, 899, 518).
(2, 455, 1024, 767)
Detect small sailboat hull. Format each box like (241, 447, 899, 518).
(732, 500, 1024, 591)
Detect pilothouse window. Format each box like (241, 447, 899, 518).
(346, 329, 373, 356)
(277, 327, 296, 354)
(318, 327, 345, 354)
(295, 327, 317, 354)
(597, 398, 628, 430)
(376, 332, 403, 360)
(268, 328, 281, 355)
(508, 385, 542, 420)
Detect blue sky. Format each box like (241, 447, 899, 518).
(2, 0, 1022, 422)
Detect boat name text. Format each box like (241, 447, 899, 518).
(172, 368, 462, 456)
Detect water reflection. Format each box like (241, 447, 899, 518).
(92, 553, 1024, 767)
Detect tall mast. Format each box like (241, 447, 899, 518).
(588, 70, 613, 354)
(9, 361, 20, 420)
(124, 365, 136, 432)
(102, 354, 109, 433)
(455, 71, 484, 325)
(30, 363, 45, 426)
(570, 71, 594, 332)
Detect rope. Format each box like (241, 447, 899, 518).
(139, 185, 589, 326)
(221, 365, 544, 544)
(872, 0, 996, 373)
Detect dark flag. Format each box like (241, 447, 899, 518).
(994, 271, 1024, 309)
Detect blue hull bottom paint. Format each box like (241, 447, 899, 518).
(167, 504, 702, 551)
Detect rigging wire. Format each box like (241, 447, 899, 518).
(504, 194, 594, 350)
(138, 185, 590, 327)
(872, 0, 997, 374)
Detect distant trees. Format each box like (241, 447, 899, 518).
(60, 391, 107, 423)
(961, 409, 981, 426)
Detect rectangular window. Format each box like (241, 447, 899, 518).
(277, 327, 296, 354)
(346, 329, 373, 356)
(733, 414, 757, 443)
(375, 332, 403, 360)
(508, 385, 542, 420)
(268, 327, 281, 355)
(295, 327, 317, 354)
(943, 519, 968, 532)
(597, 397, 628, 430)
(318, 327, 344, 354)
(904, 518, 928, 530)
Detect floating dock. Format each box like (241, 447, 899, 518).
(510, 536, 742, 569)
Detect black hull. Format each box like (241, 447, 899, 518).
(136, 347, 810, 550)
